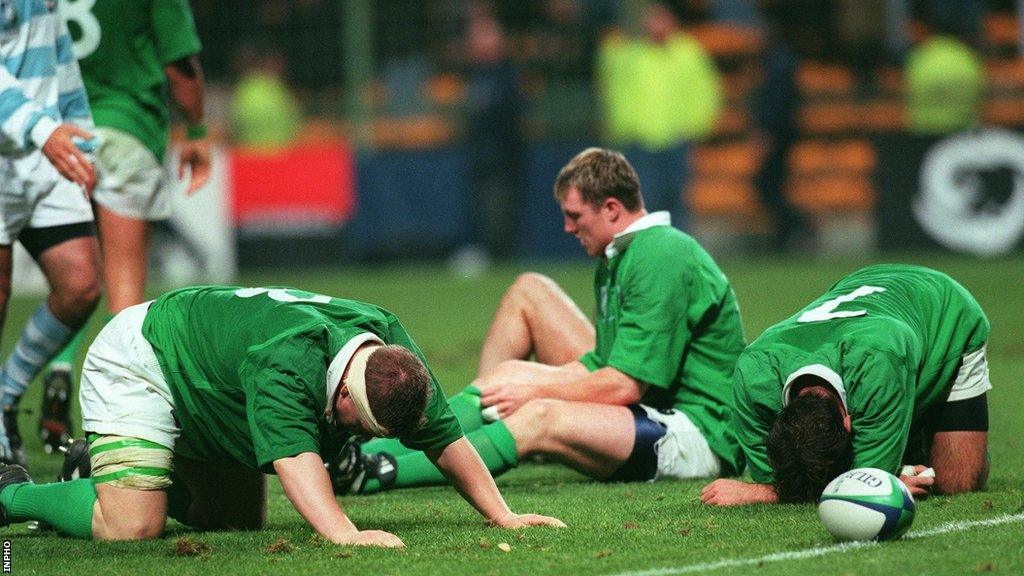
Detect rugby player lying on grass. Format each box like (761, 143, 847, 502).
(0, 286, 563, 546)
(702, 264, 991, 506)
(337, 148, 746, 493)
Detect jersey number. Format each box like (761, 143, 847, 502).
(64, 0, 101, 59)
(234, 287, 331, 304)
(797, 285, 886, 323)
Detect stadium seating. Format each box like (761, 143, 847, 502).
(688, 10, 1024, 247)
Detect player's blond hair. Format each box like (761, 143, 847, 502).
(554, 148, 644, 211)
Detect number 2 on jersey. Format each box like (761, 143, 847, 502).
(797, 285, 886, 322)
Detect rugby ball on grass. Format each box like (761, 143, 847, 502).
(818, 467, 915, 542)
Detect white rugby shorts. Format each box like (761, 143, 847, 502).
(80, 302, 179, 450)
(638, 405, 722, 480)
(0, 151, 93, 244)
(92, 127, 171, 221)
(947, 344, 992, 402)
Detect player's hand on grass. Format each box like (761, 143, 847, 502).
(177, 138, 211, 194)
(899, 465, 935, 499)
(42, 124, 96, 195)
(700, 479, 779, 506)
(336, 529, 405, 548)
(489, 512, 566, 529)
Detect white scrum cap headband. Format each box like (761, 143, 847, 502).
(344, 345, 391, 437)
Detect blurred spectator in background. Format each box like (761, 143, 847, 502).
(597, 1, 723, 231)
(905, 8, 984, 135)
(751, 3, 816, 252)
(451, 3, 524, 271)
(835, 0, 887, 96)
(231, 43, 302, 149)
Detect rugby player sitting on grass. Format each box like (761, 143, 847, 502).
(337, 148, 746, 493)
(0, 286, 563, 545)
(701, 264, 991, 506)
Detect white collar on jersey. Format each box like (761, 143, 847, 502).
(604, 211, 671, 259)
(782, 364, 848, 412)
(325, 332, 385, 422)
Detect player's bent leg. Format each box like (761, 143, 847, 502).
(32, 232, 101, 328)
(505, 399, 634, 479)
(171, 455, 267, 531)
(95, 205, 152, 314)
(478, 273, 595, 375)
(89, 434, 174, 540)
(26, 227, 101, 452)
(93, 483, 167, 540)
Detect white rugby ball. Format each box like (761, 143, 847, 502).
(818, 467, 915, 542)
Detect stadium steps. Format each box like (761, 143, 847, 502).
(693, 10, 1024, 251)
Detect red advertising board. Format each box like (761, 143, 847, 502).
(228, 143, 356, 229)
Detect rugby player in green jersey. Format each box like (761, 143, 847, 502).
(38, 0, 212, 450)
(0, 287, 563, 545)
(702, 264, 991, 505)
(343, 148, 746, 492)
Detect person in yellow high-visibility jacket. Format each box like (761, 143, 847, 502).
(597, 1, 723, 231)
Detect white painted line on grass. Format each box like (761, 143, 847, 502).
(606, 513, 1024, 576)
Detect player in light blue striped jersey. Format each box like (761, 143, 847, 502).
(0, 0, 102, 466)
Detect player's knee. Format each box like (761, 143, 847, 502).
(508, 272, 558, 305)
(101, 516, 165, 541)
(51, 273, 101, 319)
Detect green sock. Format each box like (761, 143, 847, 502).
(447, 386, 486, 432)
(0, 479, 96, 539)
(47, 328, 86, 369)
(362, 420, 519, 494)
(363, 386, 488, 458)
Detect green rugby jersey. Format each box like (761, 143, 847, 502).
(73, 0, 201, 161)
(733, 264, 989, 483)
(142, 286, 462, 473)
(579, 213, 746, 474)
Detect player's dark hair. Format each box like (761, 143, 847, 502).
(364, 345, 433, 438)
(767, 394, 853, 503)
(554, 147, 644, 212)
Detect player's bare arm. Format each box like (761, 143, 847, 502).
(274, 452, 404, 547)
(479, 365, 646, 418)
(165, 55, 210, 193)
(700, 479, 779, 506)
(427, 438, 565, 529)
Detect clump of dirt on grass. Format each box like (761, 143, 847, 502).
(172, 537, 212, 557)
(265, 539, 294, 554)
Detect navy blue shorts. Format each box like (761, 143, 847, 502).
(606, 405, 668, 483)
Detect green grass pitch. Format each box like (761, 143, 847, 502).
(4, 254, 1023, 575)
